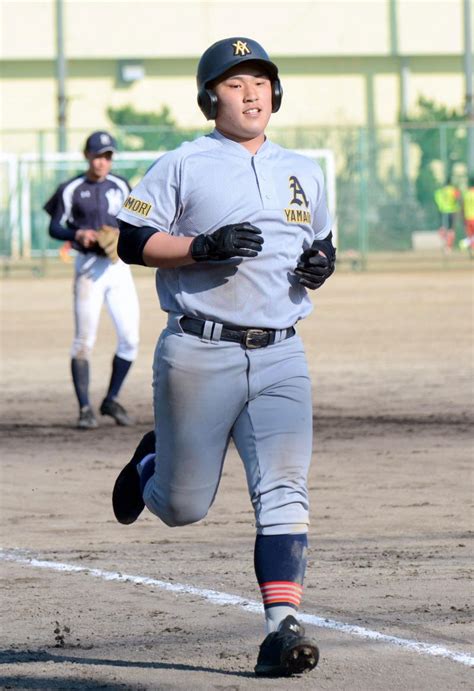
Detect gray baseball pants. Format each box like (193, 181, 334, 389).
(143, 313, 313, 535)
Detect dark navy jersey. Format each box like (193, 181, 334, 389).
(44, 173, 130, 253)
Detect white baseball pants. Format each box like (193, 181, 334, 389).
(71, 253, 139, 361)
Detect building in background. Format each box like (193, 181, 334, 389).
(0, 0, 467, 153)
(1, 0, 471, 262)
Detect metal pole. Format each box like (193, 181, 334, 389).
(440, 125, 448, 178)
(38, 131, 48, 276)
(389, 0, 398, 56)
(358, 128, 369, 270)
(400, 59, 411, 196)
(464, 0, 474, 175)
(55, 0, 67, 152)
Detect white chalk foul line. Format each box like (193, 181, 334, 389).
(1, 549, 472, 668)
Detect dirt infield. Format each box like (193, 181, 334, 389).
(1, 268, 472, 689)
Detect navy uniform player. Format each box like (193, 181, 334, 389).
(44, 131, 139, 429)
(112, 38, 335, 677)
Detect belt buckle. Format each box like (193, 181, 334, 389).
(244, 329, 270, 349)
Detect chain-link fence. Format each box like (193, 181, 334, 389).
(1, 122, 471, 268)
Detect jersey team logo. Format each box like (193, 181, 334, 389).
(123, 195, 152, 217)
(233, 40, 251, 56)
(289, 176, 309, 207)
(284, 176, 311, 224)
(106, 188, 124, 216)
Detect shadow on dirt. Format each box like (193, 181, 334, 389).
(0, 674, 129, 690)
(0, 648, 256, 686)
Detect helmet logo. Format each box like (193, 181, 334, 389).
(232, 40, 251, 57)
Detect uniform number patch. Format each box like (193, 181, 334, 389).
(123, 195, 152, 218)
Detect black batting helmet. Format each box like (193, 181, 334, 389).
(196, 37, 283, 120)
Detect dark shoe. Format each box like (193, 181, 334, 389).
(112, 430, 156, 524)
(254, 615, 319, 677)
(100, 398, 133, 426)
(77, 405, 98, 430)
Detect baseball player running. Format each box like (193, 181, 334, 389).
(44, 131, 139, 429)
(112, 38, 335, 677)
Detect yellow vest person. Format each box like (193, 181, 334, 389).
(463, 178, 474, 254)
(434, 182, 461, 231)
(463, 185, 474, 221)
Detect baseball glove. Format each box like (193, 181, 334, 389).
(96, 225, 119, 263)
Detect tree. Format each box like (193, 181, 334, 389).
(107, 104, 204, 151)
(403, 97, 466, 213)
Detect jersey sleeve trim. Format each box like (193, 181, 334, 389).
(117, 220, 159, 266)
(60, 176, 86, 226)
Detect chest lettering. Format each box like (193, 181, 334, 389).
(288, 176, 309, 207)
(284, 175, 311, 224)
(284, 208, 311, 224)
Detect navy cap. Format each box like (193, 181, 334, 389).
(197, 37, 279, 90)
(84, 131, 117, 155)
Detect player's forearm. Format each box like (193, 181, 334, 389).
(117, 220, 194, 267)
(48, 218, 76, 242)
(142, 232, 194, 268)
(118, 219, 263, 268)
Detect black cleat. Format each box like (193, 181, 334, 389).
(77, 405, 98, 430)
(254, 615, 319, 677)
(112, 430, 156, 524)
(100, 398, 133, 426)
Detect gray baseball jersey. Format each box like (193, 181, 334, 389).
(117, 129, 331, 329)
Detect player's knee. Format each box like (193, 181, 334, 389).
(144, 480, 211, 526)
(160, 498, 209, 527)
(71, 342, 92, 359)
(117, 336, 139, 361)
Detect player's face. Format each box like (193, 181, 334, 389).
(85, 151, 113, 181)
(214, 64, 273, 153)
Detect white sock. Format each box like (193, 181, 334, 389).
(265, 606, 298, 634)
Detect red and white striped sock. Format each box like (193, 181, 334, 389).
(260, 581, 303, 633)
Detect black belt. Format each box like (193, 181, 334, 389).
(180, 317, 295, 349)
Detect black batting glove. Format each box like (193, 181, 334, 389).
(294, 248, 334, 290)
(191, 222, 263, 262)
